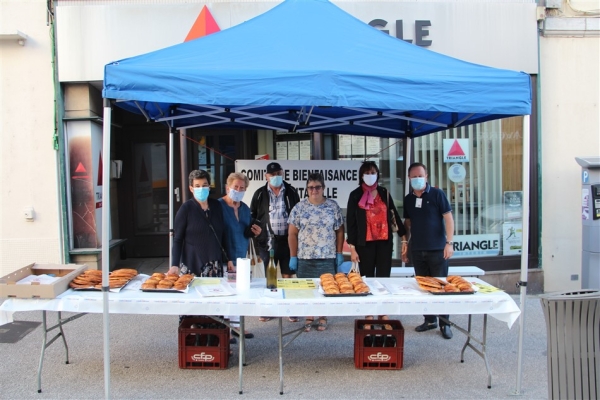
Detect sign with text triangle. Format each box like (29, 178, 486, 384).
(443, 139, 470, 163)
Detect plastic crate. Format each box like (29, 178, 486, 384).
(354, 319, 404, 370)
(178, 317, 230, 369)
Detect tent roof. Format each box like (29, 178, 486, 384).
(103, 0, 531, 138)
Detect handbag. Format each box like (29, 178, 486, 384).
(247, 239, 265, 279)
(199, 260, 224, 278)
(387, 190, 399, 233)
(349, 261, 361, 275)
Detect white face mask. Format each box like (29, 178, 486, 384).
(362, 174, 377, 186)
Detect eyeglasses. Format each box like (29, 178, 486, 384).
(307, 185, 323, 191)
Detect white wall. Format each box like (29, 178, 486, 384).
(0, 0, 62, 275)
(540, 36, 600, 292)
(56, 0, 538, 82)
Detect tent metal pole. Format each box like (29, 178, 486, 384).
(101, 99, 113, 399)
(514, 114, 531, 395)
(169, 126, 175, 268)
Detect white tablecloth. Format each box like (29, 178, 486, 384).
(0, 277, 520, 328)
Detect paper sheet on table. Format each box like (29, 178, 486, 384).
(283, 289, 316, 299)
(16, 274, 60, 285)
(365, 279, 390, 295)
(192, 278, 222, 286)
(384, 281, 426, 295)
(276, 279, 316, 289)
(472, 282, 502, 293)
(196, 282, 236, 297)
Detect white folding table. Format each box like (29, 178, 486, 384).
(0, 277, 520, 394)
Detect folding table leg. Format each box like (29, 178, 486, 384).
(239, 316, 244, 394)
(279, 317, 284, 395)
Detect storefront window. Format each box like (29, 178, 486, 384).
(412, 116, 524, 258)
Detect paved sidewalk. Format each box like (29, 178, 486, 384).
(0, 259, 549, 399)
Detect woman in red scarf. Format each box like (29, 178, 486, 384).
(346, 161, 408, 323)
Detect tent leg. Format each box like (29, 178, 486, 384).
(169, 126, 175, 267)
(514, 114, 531, 395)
(101, 99, 113, 400)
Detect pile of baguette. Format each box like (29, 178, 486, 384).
(415, 275, 474, 293)
(69, 268, 138, 289)
(320, 272, 369, 295)
(141, 272, 194, 290)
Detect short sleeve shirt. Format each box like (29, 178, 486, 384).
(403, 184, 452, 251)
(288, 198, 344, 259)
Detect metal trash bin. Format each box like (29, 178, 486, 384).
(540, 290, 600, 399)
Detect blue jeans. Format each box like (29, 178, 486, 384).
(411, 249, 449, 326)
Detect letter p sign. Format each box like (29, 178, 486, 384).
(583, 170, 589, 184)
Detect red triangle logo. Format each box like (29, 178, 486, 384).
(75, 162, 87, 173)
(448, 140, 465, 156)
(139, 156, 150, 182)
(97, 153, 103, 186)
(185, 5, 221, 42)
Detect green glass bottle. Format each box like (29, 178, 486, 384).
(266, 249, 277, 289)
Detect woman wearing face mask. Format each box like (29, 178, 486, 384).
(219, 172, 262, 341)
(346, 161, 408, 324)
(169, 169, 233, 277)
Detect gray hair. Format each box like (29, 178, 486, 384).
(226, 172, 249, 188)
(188, 169, 211, 186)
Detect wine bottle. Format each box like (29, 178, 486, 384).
(266, 249, 277, 289)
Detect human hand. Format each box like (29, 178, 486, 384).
(227, 261, 235, 272)
(444, 244, 454, 260)
(350, 247, 360, 263)
(289, 256, 298, 271)
(168, 266, 180, 275)
(251, 224, 262, 237)
(336, 253, 344, 267)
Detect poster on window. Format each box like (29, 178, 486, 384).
(299, 140, 311, 160)
(276, 142, 287, 160)
(339, 135, 351, 156)
(502, 222, 522, 255)
(351, 136, 365, 156)
(503, 191, 523, 220)
(287, 141, 300, 160)
(366, 137, 380, 157)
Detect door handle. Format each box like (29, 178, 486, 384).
(174, 187, 180, 202)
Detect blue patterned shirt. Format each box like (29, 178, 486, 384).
(288, 198, 344, 259)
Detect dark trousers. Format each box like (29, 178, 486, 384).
(355, 239, 393, 278)
(258, 235, 292, 276)
(411, 249, 450, 326)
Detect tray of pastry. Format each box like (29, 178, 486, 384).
(140, 273, 195, 292)
(415, 275, 476, 295)
(69, 269, 138, 292)
(319, 272, 371, 296)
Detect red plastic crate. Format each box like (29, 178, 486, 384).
(354, 319, 404, 370)
(178, 317, 230, 369)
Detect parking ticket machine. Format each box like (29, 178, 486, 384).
(575, 156, 600, 289)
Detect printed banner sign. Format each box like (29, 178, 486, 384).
(452, 234, 500, 258)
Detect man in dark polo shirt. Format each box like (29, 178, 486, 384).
(403, 162, 455, 339)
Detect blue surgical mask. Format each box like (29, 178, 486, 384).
(269, 175, 283, 187)
(193, 187, 210, 202)
(410, 177, 426, 191)
(228, 188, 245, 202)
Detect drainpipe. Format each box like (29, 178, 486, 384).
(48, 0, 70, 263)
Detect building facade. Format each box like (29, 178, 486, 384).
(0, 0, 598, 292)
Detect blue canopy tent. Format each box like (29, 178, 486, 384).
(101, 0, 532, 397)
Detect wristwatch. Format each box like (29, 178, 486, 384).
(446, 241, 454, 245)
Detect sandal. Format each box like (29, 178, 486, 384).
(317, 317, 327, 331)
(288, 316, 299, 323)
(304, 318, 314, 332)
(259, 317, 273, 322)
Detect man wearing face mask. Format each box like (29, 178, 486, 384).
(403, 162, 455, 339)
(250, 162, 300, 322)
